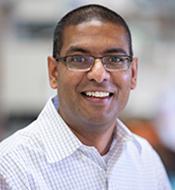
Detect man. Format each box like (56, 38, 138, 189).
(0, 4, 172, 190)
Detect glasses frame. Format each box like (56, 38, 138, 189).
(56, 54, 133, 72)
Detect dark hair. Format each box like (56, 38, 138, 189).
(53, 4, 133, 58)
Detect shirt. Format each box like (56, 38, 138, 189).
(0, 97, 172, 190)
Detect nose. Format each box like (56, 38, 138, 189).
(87, 59, 110, 83)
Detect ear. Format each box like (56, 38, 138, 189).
(48, 56, 58, 89)
(130, 57, 138, 90)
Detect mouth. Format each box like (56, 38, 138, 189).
(81, 91, 114, 98)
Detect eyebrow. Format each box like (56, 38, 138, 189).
(103, 48, 128, 55)
(65, 46, 128, 55)
(66, 47, 90, 55)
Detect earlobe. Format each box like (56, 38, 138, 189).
(130, 57, 138, 90)
(48, 56, 58, 89)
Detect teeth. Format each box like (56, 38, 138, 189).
(85, 91, 110, 98)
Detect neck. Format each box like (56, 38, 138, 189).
(70, 124, 116, 155)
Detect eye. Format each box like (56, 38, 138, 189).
(68, 55, 86, 63)
(108, 56, 122, 64)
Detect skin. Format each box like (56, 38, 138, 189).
(48, 20, 138, 155)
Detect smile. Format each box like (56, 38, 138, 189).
(82, 91, 113, 98)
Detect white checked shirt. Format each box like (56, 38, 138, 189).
(0, 97, 172, 190)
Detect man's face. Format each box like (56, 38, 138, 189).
(48, 20, 138, 132)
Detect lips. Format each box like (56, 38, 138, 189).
(81, 91, 113, 98)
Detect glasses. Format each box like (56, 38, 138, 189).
(56, 54, 133, 72)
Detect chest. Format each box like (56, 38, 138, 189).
(26, 151, 157, 190)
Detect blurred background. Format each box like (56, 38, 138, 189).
(0, 0, 175, 188)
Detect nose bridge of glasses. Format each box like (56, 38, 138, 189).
(88, 57, 110, 78)
(91, 57, 106, 70)
(87, 56, 110, 82)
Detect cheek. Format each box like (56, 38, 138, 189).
(122, 73, 130, 82)
(121, 70, 134, 90)
(57, 68, 84, 96)
(116, 72, 132, 111)
(113, 71, 131, 88)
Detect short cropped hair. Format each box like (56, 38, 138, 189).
(53, 4, 133, 58)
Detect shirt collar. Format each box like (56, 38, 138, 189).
(115, 119, 142, 154)
(37, 96, 142, 163)
(37, 96, 82, 163)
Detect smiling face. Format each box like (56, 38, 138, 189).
(48, 20, 138, 134)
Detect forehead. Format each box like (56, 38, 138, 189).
(61, 20, 129, 55)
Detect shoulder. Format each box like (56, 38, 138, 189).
(0, 120, 44, 163)
(133, 134, 157, 155)
(132, 134, 166, 168)
(133, 134, 172, 189)
(0, 120, 47, 183)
